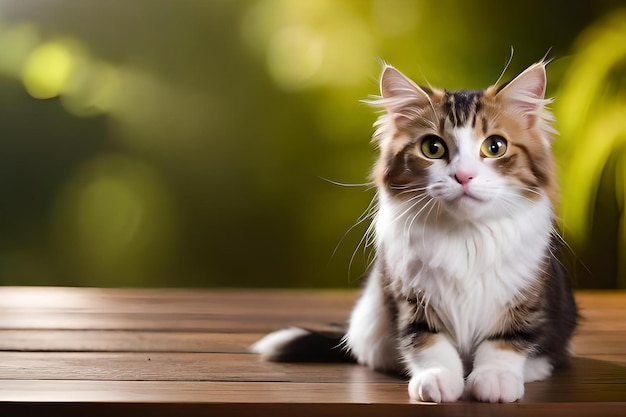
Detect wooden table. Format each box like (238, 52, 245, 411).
(0, 287, 624, 416)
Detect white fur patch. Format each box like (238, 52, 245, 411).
(345, 268, 400, 373)
(375, 188, 553, 358)
(250, 327, 310, 360)
(524, 356, 553, 382)
(404, 333, 465, 403)
(466, 340, 526, 403)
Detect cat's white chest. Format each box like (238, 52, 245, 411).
(423, 270, 510, 356)
(375, 192, 553, 354)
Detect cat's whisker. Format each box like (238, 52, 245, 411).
(401, 200, 428, 242)
(519, 187, 543, 198)
(550, 227, 571, 251)
(395, 185, 429, 193)
(348, 234, 368, 279)
(493, 187, 543, 205)
(390, 185, 430, 197)
(423, 199, 438, 228)
(363, 220, 378, 261)
(396, 193, 428, 209)
(494, 46, 515, 86)
(348, 223, 377, 281)
(548, 227, 591, 278)
(544, 239, 574, 285)
(406, 199, 434, 240)
(354, 197, 379, 224)
(331, 194, 378, 269)
(345, 195, 383, 280)
(402, 199, 435, 238)
(393, 194, 431, 226)
(424, 92, 439, 123)
(318, 176, 375, 189)
(364, 249, 377, 272)
(421, 200, 439, 247)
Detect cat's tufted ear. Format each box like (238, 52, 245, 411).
(379, 65, 431, 127)
(496, 62, 549, 126)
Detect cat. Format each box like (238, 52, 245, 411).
(252, 61, 578, 403)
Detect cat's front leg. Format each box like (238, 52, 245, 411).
(345, 267, 401, 373)
(466, 340, 527, 403)
(401, 331, 465, 403)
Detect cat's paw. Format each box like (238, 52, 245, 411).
(524, 356, 553, 382)
(408, 367, 464, 403)
(467, 367, 524, 403)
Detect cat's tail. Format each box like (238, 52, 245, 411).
(250, 327, 355, 363)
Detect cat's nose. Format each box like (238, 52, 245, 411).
(454, 171, 475, 185)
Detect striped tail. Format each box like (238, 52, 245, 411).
(251, 327, 355, 363)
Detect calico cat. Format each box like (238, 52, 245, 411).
(252, 61, 577, 403)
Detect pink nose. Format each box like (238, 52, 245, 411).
(454, 171, 475, 185)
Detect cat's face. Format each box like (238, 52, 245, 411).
(372, 63, 558, 223)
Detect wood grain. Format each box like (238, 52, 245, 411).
(1, 330, 625, 356)
(0, 330, 262, 352)
(0, 287, 625, 417)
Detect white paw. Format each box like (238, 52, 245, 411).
(524, 356, 553, 382)
(467, 367, 524, 403)
(408, 368, 464, 403)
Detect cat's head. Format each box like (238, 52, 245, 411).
(370, 62, 558, 223)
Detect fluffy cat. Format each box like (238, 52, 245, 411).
(252, 61, 577, 403)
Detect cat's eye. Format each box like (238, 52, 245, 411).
(420, 135, 447, 159)
(480, 135, 507, 158)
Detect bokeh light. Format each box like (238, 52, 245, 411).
(22, 38, 77, 99)
(52, 155, 179, 286)
(244, 0, 375, 90)
(267, 25, 324, 89)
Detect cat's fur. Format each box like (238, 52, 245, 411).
(252, 61, 577, 403)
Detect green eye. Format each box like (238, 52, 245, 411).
(480, 135, 507, 158)
(420, 135, 447, 159)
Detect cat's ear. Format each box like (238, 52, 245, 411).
(496, 62, 549, 126)
(378, 65, 431, 127)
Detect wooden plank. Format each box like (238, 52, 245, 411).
(0, 380, 411, 403)
(575, 320, 626, 332)
(2, 310, 625, 333)
(0, 330, 263, 353)
(0, 287, 620, 310)
(1, 402, 625, 417)
(0, 288, 353, 331)
(1, 329, 625, 357)
(0, 311, 348, 332)
(579, 355, 626, 365)
(0, 352, 624, 385)
(0, 287, 357, 313)
(2, 288, 625, 332)
(574, 291, 626, 309)
(0, 352, 400, 383)
(571, 332, 626, 355)
(0, 380, 625, 407)
(8, 310, 626, 333)
(1, 287, 620, 320)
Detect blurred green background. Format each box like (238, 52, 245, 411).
(0, 0, 625, 288)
